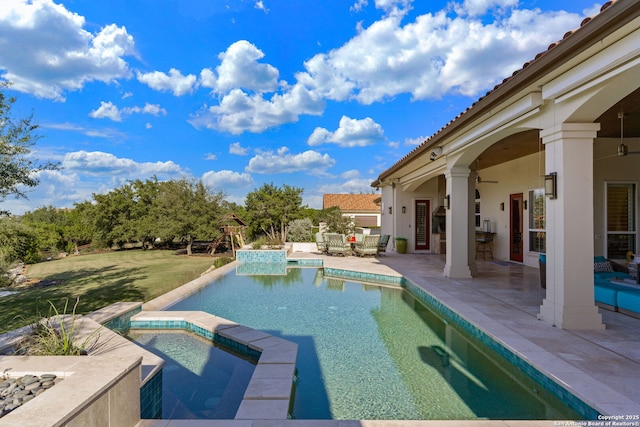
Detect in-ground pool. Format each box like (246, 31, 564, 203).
(167, 267, 582, 420)
(129, 330, 256, 419)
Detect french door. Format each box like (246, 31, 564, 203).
(415, 199, 430, 250)
(510, 193, 524, 262)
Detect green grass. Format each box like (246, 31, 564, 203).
(1, 250, 217, 334)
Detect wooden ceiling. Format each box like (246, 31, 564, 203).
(476, 87, 640, 171)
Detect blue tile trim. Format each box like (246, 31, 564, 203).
(102, 306, 142, 333)
(322, 267, 403, 286)
(128, 319, 262, 362)
(140, 369, 162, 419)
(237, 249, 287, 263)
(401, 278, 598, 419)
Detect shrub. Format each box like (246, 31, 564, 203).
(213, 257, 234, 268)
(252, 237, 267, 249)
(13, 298, 100, 356)
(286, 218, 314, 242)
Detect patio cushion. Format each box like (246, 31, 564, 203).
(594, 260, 614, 273)
(617, 289, 640, 318)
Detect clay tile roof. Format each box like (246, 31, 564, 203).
(323, 194, 381, 212)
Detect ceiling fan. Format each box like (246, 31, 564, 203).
(475, 159, 498, 184)
(598, 112, 640, 160)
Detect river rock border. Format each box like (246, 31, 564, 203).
(0, 374, 60, 418)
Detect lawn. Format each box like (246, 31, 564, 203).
(0, 250, 217, 334)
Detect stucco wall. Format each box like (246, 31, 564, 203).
(593, 137, 640, 258)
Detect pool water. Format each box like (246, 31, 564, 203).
(129, 330, 256, 419)
(168, 267, 581, 420)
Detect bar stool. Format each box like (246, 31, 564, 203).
(476, 233, 494, 260)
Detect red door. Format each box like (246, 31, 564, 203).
(415, 199, 430, 250)
(510, 193, 524, 262)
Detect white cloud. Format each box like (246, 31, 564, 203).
(89, 101, 167, 121)
(351, 0, 368, 12)
(136, 68, 197, 96)
(191, 85, 324, 134)
(229, 142, 249, 156)
(452, 0, 518, 17)
(298, 4, 587, 104)
(316, 178, 379, 195)
(89, 101, 122, 121)
(63, 151, 183, 177)
(204, 40, 280, 94)
(308, 115, 384, 147)
(245, 147, 335, 174)
(404, 135, 427, 146)
(201, 170, 253, 189)
(204, 153, 217, 160)
(2, 151, 188, 215)
(0, 1, 135, 100)
(254, 1, 269, 13)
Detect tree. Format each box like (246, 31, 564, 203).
(156, 179, 224, 255)
(319, 206, 353, 235)
(0, 82, 59, 215)
(245, 183, 303, 242)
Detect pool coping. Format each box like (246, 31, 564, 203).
(129, 310, 298, 420)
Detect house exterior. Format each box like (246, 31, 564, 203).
(322, 193, 381, 228)
(372, 0, 640, 330)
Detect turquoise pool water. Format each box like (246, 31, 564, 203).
(129, 330, 256, 419)
(168, 267, 580, 420)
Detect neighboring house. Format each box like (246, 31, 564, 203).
(372, 1, 640, 330)
(323, 194, 381, 228)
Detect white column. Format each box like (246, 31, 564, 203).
(444, 166, 472, 278)
(539, 123, 604, 330)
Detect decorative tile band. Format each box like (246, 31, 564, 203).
(140, 370, 162, 419)
(322, 267, 403, 286)
(129, 319, 262, 361)
(401, 278, 598, 419)
(102, 306, 142, 333)
(236, 249, 287, 264)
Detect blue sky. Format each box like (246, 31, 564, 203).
(1, 0, 600, 214)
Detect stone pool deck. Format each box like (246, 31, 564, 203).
(3, 249, 639, 426)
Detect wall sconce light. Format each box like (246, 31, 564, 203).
(388, 206, 393, 214)
(500, 202, 505, 211)
(523, 200, 527, 210)
(402, 206, 406, 214)
(545, 172, 557, 199)
(443, 194, 450, 209)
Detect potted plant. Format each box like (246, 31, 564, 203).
(395, 237, 407, 254)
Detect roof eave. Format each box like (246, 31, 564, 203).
(373, 0, 640, 185)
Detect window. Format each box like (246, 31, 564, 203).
(475, 189, 481, 229)
(606, 183, 637, 259)
(528, 189, 545, 253)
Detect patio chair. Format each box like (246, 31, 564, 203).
(324, 233, 351, 256)
(353, 234, 381, 257)
(315, 232, 327, 253)
(377, 234, 390, 255)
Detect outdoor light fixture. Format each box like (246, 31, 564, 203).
(545, 172, 557, 199)
(402, 206, 406, 214)
(389, 206, 393, 214)
(500, 202, 504, 211)
(523, 200, 527, 210)
(443, 195, 450, 209)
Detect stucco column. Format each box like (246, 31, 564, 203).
(444, 166, 472, 278)
(539, 123, 604, 330)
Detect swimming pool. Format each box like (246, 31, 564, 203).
(167, 267, 581, 420)
(129, 330, 256, 419)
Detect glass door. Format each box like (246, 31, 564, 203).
(415, 199, 430, 250)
